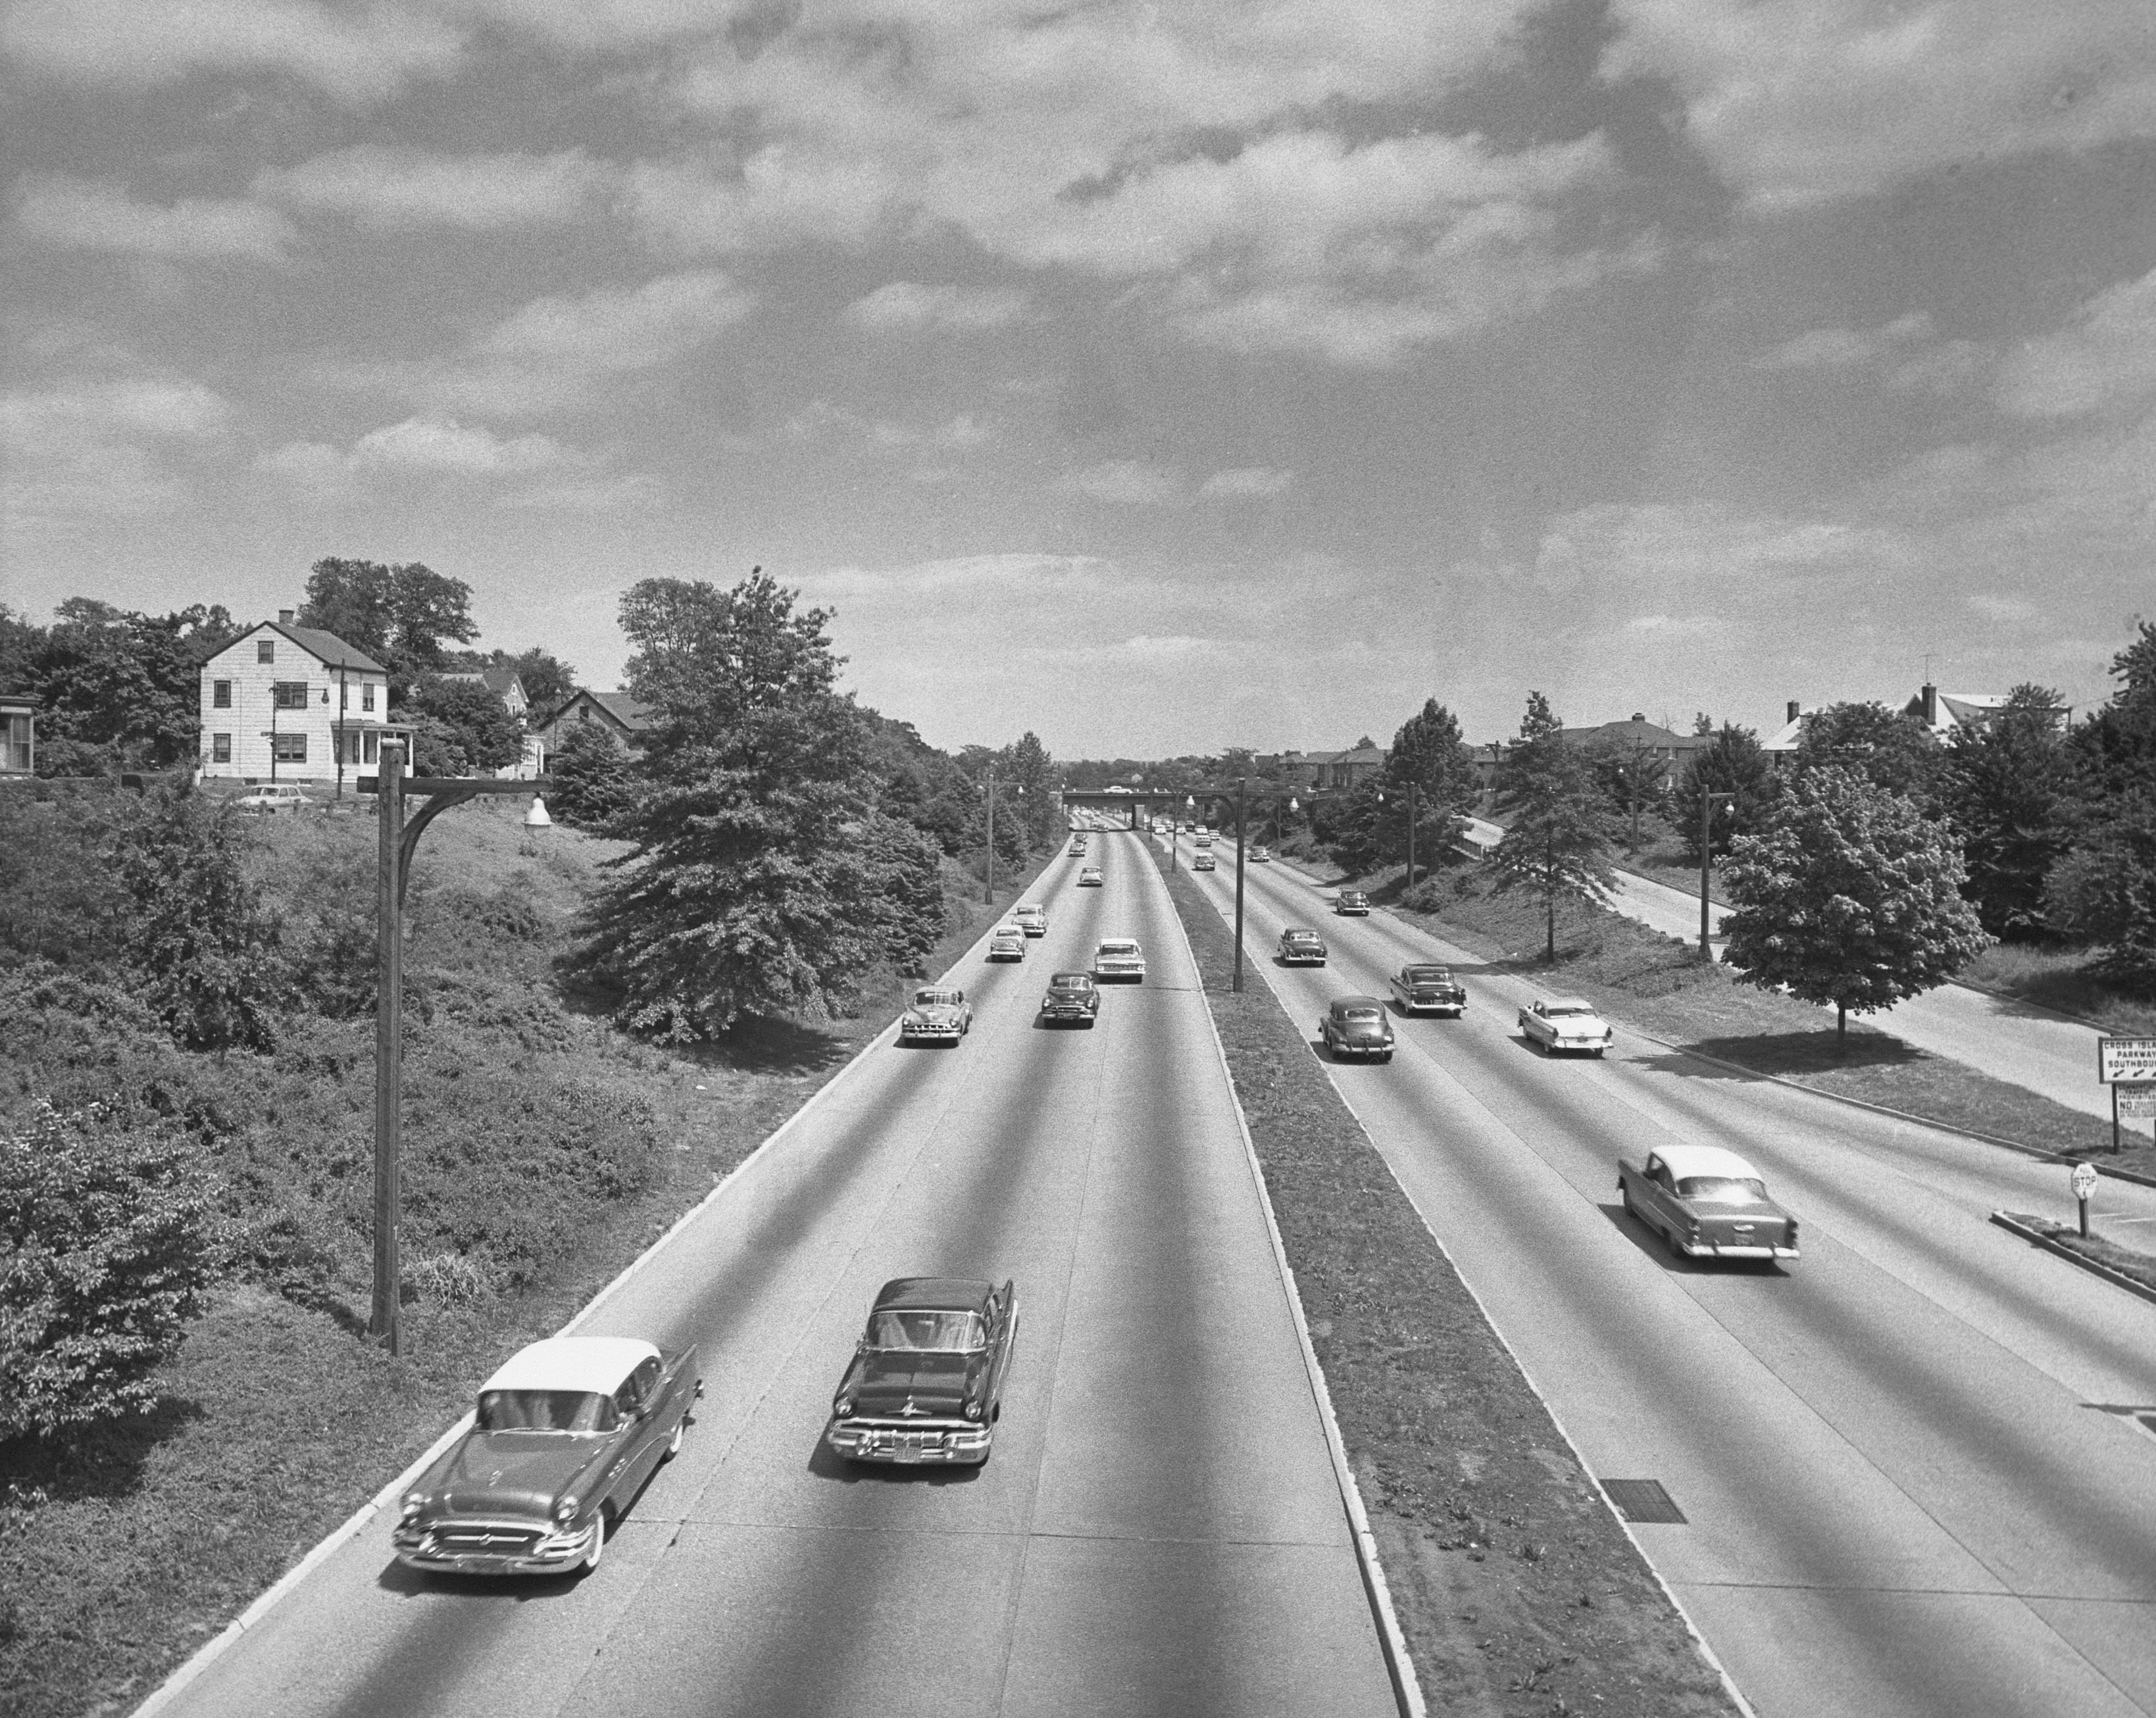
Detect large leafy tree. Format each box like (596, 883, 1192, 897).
(545, 722, 639, 830)
(1793, 700, 1940, 800)
(579, 570, 942, 1036)
(497, 646, 578, 715)
(1490, 691, 1618, 960)
(1671, 724, 1779, 863)
(404, 674, 524, 773)
(1938, 684, 2072, 939)
(299, 558, 478, 687)
(1382, 698, 1476, 847)
(2048, 624, 2156, 986)
(27, 599, 239, 772)
(1722, 768, 1989, 1046)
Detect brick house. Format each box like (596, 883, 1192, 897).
(197, 611, 411, 785)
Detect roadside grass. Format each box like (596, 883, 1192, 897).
(1148, 844, 1742, 1718)
(1999, 1214, 2156, 1296)
(0, 805, 1057, 1718)
(1376, 862, 2156, 1178)
(1956, 943, 2156, 1037)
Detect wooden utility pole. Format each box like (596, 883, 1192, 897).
(1233, 777, 1247, 993)
(370, 741, 405, 1351)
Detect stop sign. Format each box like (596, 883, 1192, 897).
(2070, 1162, 2098, 1202)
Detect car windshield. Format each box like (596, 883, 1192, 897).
(1677, 1176, 1770, 1204)
(1051, 975, 1091, 991)
(868, 1310, 987, 1352)
(914, 989, 960, 1008)
(477, 1389, 618, 1434)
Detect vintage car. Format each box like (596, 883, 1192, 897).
(1249, 846, 1272, 863)
(235, 783, 309, 814)
(1278, 927, 1328, 966)
(1619, 1144, 1799, 1264)
(1012, 903, 1049, 937)
(1093, 937, 1146, 981)
(825, 1277, 1019, 1466)
(1389, 964, 1467, 1017)
(1068, 841, 1088, 856)
(1195, 834, 1213, 849)
(393, 1336, 699, 1576)
(987, 924, 1027, 962)
(1192, 851, 1216, 871)
(1334, 889, 1371, 916)
(1318, 995, 1395, 1062)
(1518, 995, 1614, 1056)
(898, 985, 972, 1044)
(1078, 866, 1104, 887)
(1039, 970, 1100, 1025)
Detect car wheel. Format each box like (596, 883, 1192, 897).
(582, 1511, 608, 1571)
(1380, 1051, 1393, 1064)
(664, 1414, 686, 1460)
(1594, 1047, 1607, 1058)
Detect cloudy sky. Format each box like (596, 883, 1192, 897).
(5, 0, 2153, 755)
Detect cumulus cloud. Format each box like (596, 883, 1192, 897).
(841, 282, 1033, 332)
(1603, 0, 2156, 211)
(254, 146, 612, 230)
(260, 416, 582, 485)
(779, 399, 990, 450)
(1995, 265, 2156, 417)
(1063, 460, 1185, 505)
(3, 0, 464, 103)
(1753, 313, 1935, 371)
(14, 177, 296, 262)
(1200, 467, 1295, 498)
(2, 376, 234, 520)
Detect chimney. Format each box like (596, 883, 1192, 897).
(1630, 712, 1645, 723)
(278, 608, 295, 624)
(1921, 683, 1937, 726)
(1787, 700, 1800, 724)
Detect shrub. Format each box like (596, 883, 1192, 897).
(0, 1103, 222, 1442)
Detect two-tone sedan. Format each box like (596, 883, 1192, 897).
(1092, 937, 1146, 982)
(1278, 927, 1328, 966)
(1318, 996, 1395, 1062)
(393, 1337, 699, 1576)
(1038, 971, 1100, 1026)
(1388, 963, 1466, 1017)
(898, 985, 972, 1045)
(987, 923, 1027, 961)
(1012, 903, 1048, 937)
(1249, 846, 1272, 863)
(824, 1277, 1020, 1466)
(1335, 889, 1370, 916)
(1518, 996, 1614, 1056)
(1193, 852, 1216, 871)
(1619, 1144, 1799, 1265)
(1077, 866, 1104, 887)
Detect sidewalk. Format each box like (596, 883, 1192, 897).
(1607, 867, 2115, 1124)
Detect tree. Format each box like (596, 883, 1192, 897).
(1587, 736, 1672, 852)
(299, 559, 478, 688)
(1489, 692, 1618, 960)
(28, 599, 239, 770)
(1721, 768, 1990, 1046)
(497, 646, 578, 715)
(1793, 700, 1939, 800)
(405, 675, 524, 773)
(1384, 699, 1475, 815)
(545, 722, 639, 829)
(1672, 724, 1778, 862)
(1939, 684, 2072, 939)
(0, 1102, 220, 1442)
(2044, 793, 2156, 988)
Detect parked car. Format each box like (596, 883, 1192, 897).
(1318, 996, 1394, 1062)
(1093, 937, 1146, 981)
(1193, 852, 1216, 871)
(235, 783, 309, 814)
(988, 925, 1026, 962)
(1249, 846, 1272, 863)
(899, 985, 972, 1045)
(1013, 904, 1048, 937)
(1518, 996, 1613, 1056)
(1334, 889, 1370, 916)
(1618, 1144, 1799, 1265)
(1039, 971, 1100, 1025)
(1078, 866, 1104, 887)
(392, 1337, 699, 1575)
(1388, 964, 1466, 1017)
(824, 1277, 1019, 1466)
(1278, 927, 1328, 966)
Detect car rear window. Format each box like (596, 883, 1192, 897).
(1676, 1176, 1768, 1203)
(1099, 941, 1137, 954)
(1342, 1008, 1382, 1022)
(1407, 968, 1449, 982)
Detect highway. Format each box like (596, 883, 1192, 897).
(151, 833, 1396, 1718)
(1176, 836, 2156, 1718)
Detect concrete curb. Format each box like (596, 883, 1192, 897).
(1988, 1212, 2156, 1310)
(130, 874, 1051, 1718)
(1159, 836, 1759, 1718)
(1154, 851, 1428, 1718)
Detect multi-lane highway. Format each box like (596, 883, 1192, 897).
(1175, 835, 2156, 1718)
(149, 833, 1396, 1718)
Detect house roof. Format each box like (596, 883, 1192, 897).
(440, 665, 525, 697)
(239, 619, 388, 674)
(1320, 745, 1388, 768)
(539, 689, 655, 731)
(1559, 716, 1709, 752)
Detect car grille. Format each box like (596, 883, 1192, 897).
(432, 1524, 545, 1554)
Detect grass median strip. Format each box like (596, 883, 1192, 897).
(1147, 843, 1742, 1718)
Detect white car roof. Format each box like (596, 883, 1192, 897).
(993, 923, 1023, 935)
(480, 1336, 658, 1396)
(1654, 1144, 1763, 1181)
(1097, 938, 1140, 952)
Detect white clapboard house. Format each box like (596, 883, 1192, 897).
(197, 610, 411, 785)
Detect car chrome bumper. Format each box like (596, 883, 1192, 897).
(900, 1026, 963, 1041)
(1680, 1241, 1799, 1260)
(392, 1516, 597, 1574)
(825, 1419, 991, 1465)
(1040, 1006, 1095, 1020)
(1332, 1043, 1393, 1058)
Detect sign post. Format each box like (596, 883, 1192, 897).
(2096, 1038, 2156, 1155)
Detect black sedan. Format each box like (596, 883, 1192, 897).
(1388, 964, 1466, 1017)
(824, 1277, 1019, 1465)
(1039, 971, 1100, 1025)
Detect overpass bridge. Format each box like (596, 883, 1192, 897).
(1059, 784, 1341, 830)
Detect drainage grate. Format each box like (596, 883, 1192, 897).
(1602, 1479, 1688, 1524)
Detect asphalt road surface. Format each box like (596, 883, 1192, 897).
(153, 834, 1395, 1718)
(1179, 840, 2156, 1718)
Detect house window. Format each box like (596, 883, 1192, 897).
(5, 714, 30, 772)
(212, 733, 232, 763)
(363, 731, 378, 764)
(361, 683, 375, 712)
(273, 733, 307, 764)
(578, 705, 591, 722)
(213, 679, 232, 708)
(258, 639, 275, 664)
(273, 681, 309, 709)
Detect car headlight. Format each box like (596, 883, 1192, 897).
(554, 1494, 580, 1524)
(962, 1400, 984, 1421)
(400, 1491, 427, 1521)
(834, 1396, 854, 1417)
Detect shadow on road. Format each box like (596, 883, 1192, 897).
(1633, 1030, 1925, 1082)
(805, 1440, 984, 1486)
(1595, 1202, 1790, 1276)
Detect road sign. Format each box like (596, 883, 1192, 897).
(2097, 1037, 2156, 1083)
(2070, 1161, 2098, 1200)
(2119, 1085, 2156, 1121)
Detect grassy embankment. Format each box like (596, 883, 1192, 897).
(0, 798, 1054, 1718)
(1147, 844, 1741, 1718)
